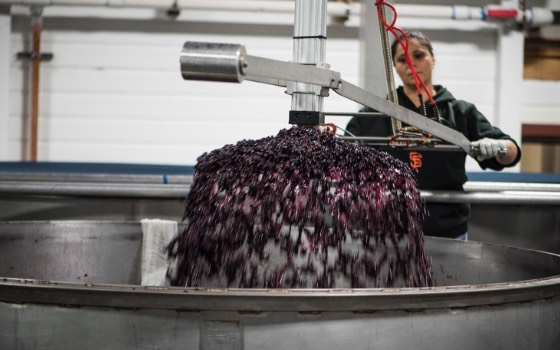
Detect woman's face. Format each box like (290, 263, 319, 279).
(393, 38, 435, 88)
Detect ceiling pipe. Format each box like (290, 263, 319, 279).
(0, 1, 555, 27)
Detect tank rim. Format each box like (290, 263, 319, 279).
(1, 273, 559, 312)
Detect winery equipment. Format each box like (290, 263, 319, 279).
(0, 221, 559, 349)
(179, 0, 503, 158)
(0, 162, 558, 252)
(1, 0, 559, 348)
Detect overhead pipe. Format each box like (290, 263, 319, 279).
(392, 4, 554, 27)
(0, 1, 556, 27)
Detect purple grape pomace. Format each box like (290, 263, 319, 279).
(168, 127, 434, 288)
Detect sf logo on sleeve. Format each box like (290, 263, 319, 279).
(409, 151, 423, 170)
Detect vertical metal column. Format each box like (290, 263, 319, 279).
(492, 0, 522, 171)
(377, 3, 401, 134)
(359, 0, 387, 102)
(359, 0, 400, 133)
(288, 0, 327, 126)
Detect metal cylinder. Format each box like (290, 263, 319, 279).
(180, 41, 246, 83)
(0, 221, 560, 349)
(289, 0, 328, 125)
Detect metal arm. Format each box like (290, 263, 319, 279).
(179, 40, 482, 157)
(333, 78, 473, 154)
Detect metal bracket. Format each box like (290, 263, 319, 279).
(16, 52, 53, 62)
(289, 110, 325, 125)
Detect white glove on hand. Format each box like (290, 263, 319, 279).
(471, 138, 508, 161)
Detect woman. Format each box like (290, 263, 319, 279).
(346, 31, 521, 240)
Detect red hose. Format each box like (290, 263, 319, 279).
(374, 1, 436, 106)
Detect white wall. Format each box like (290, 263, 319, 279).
(6, 8, 362, 165)
(7, 18, 296, 164)
(0, 6, 10, 159)
(2, 3, 559, 167)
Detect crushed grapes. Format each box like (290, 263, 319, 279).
(167, 127, 434, 288)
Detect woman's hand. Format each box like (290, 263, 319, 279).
(471, 138, 517, 165)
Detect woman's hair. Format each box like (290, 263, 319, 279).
(390, 31, 434, 61)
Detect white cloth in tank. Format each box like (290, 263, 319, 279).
(140, 219, 178, 286)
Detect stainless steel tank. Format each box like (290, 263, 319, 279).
(1, 165, 560, 254)
(2, 169, 560, 255)
(0, 221, 559, 349)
